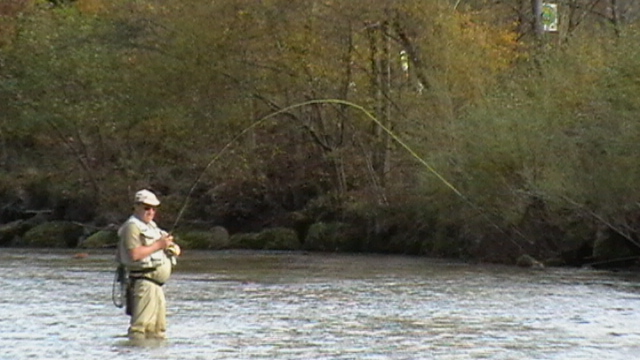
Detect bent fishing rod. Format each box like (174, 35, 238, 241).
(168, 98, 524, 250)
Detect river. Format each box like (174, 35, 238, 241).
(0, 248, 639, 359)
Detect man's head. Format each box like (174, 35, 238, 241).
(133, 189, 160, 223)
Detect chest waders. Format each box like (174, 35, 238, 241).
(113, 266, 165, 315)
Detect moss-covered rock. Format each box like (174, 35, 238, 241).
(22, 221, 85, 248)
(260, 227, 300, 251)
(0, 219, 30, 246)
(0, 213, 48, 246)
(210, 226, 230, 248)
(516, 254, 545, 269)
(80, 229, 118, 248)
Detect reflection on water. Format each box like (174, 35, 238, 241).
(1, 249, 639, 359)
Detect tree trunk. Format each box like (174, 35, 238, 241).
(532, 0, 543, 42)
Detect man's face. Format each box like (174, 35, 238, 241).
(135, 203, 157, 223)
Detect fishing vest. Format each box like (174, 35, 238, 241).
(117, 215, 168, 270)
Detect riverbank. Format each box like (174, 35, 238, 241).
(2, 213, 639, 270)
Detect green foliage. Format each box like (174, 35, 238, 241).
(177, 230, 215, 250)
(227, 227, 300, 250)
(2, 1, 640, 263)
(422, 225, 469, 259)
(229, 232, 263, 250)
(177, 226, 230, 250)
(449, 26, 640, 240)
(303, 221, 361, 252)
(260, 227, 300, 251)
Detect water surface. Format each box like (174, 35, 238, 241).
(1, 249, 639, 359)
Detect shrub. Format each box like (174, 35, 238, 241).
(260, 227, 300, 251)
(178, 226, 230, 249)
(303, 221, 361, 252)
(229, 232, 263, 250)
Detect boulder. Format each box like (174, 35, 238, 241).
(0, 219, 30, 246)
(516, 254, 545, 269)
(80, 229, 118, 248)
(22, 221, 85, 248)
(210, 226, 230, 248)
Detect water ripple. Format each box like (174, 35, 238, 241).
(1, 249, 640, 359)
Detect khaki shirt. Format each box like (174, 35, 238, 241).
(117, 215, 172, 284)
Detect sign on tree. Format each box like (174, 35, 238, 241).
(542, 3, 558, 32)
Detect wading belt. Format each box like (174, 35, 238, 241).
(129, 269, 164, 287)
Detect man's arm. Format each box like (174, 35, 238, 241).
(129, 234, 174, 261)
(121, 223, 174, 261)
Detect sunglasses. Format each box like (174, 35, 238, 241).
(137, 204, 158, 211)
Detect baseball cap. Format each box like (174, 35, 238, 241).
(134, 189, 161, 206)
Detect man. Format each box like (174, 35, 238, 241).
(116, 189, 181, 341)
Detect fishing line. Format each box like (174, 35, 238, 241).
(170, 99, 522, 250)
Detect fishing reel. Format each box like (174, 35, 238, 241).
(165, 242, 181, 266)
(166, 243, 181, 257)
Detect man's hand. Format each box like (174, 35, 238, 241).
(130, 234, 174, 261)
(158, 234, 174, 249)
